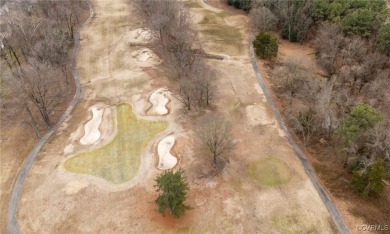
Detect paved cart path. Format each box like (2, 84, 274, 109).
(6, 3, 94, 234)
(249, 41, 350, 234)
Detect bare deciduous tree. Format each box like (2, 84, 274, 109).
(289, 108, 318, 145)
(1, 0, 85, 137)
(341, 37, 367, 65)
(295, 3, 313, 43)
(365, 69, 390, 114)
(32, 20, 71, 67)
(315, 80, 339, 140)
(249, 6, 278, 33)
(271, 58, 318, 106)
(135, 0, 217, 113)
(314, 22, 344, 75)
(1, 68, 41, 137)
(196, 115, 234, 167)
(177, 60, 215, 110)
(12, 60, 67, 128)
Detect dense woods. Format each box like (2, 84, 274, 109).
(0, 0, 88, 137)
(239, 0, 390, 198)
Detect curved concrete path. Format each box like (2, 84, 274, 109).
(249, 40, 350, 234)
(6, 3, 94, 234)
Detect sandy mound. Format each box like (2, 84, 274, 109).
(224, 15, 248, 28)
(128, 28, 152, 44)
(136, 49, 152, 62)
(63, 144, 75, 155)
(148, 87, 170, 115)
(80, 107, 104, 145)
(63, 181, 89, 195)
(157, 135, 177, 170)
(245, 104, 274, 126)
(198, 0, 223, 13)
(131, 48, 160, 65)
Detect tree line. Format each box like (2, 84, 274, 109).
(233, 0, 390, 52)
(134, 0, 235, 218)
(135, 0, 216, 111)
(0, 0, 88, 137)
(134, 0, 234, 167)
(245, 0, 389, 197)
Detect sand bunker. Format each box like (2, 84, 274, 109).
(128, 28, 152, 44)
(64, 104, 168, 184)
(80, 107, 104, 145)
(148, 87, 170, 115)
(136, 49, 152, 62)
(157, 135, 177, 170)
(132, 48, 159, 62)
(136, 28, 152, 40)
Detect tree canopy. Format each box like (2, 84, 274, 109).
(377, 24, 390, 54)
(253, 32, 278, 59)
(352, 159, 386, 196)
(341, 9, 375, 37)
(337, 103, 383, 142)
(155, 169, 192, 218)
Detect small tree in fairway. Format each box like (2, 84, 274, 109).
(197, 115, 234, 167)
(155, 169, 192, 218)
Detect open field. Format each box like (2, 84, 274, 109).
(10, 0, 339, 233)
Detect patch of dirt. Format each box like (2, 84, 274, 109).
(245, 103, 275, 126)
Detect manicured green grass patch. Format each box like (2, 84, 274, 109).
(197, 8, 242, 55)
(64, 103, 168, 184)
(247, 157, 291, 187)
(272, 213, 317, 234)
(201, 25, 243, 55)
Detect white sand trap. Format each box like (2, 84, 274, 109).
(63, 181, 89, 195)
(137, 49, 152, 62)
(80, 107, 104, 145)
(245, 104, 274, 126)
(131, 48, 157, 62)
(149, 87, 170, 115)
(130, 48, 161, 67)
(136, 28, 152, 40)
(157, 135, 178, 170)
